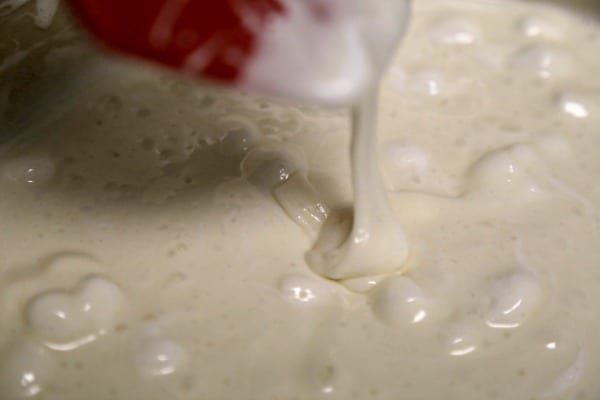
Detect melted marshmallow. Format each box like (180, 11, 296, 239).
(27, 276, 125, 350)
(0, 1, 599, 399)
(307, 90, 409, 279)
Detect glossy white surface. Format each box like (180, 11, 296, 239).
(0, 1, 600, 399)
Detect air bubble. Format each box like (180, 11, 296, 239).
(3, 155, 56, 186)
(219, 128, 257, 157)
(442, 322, 481, 356)
(408, 70, 444, 96)
(0, 342, 54, 398)
(466, 145, 547, 202)
(370, 276, 430, 326)
(278, 275, 337, 305)
(272, 173, 329, 239)
(216, 115, 261, 156)
(482, 270, 544, 329)
(556, 92, 596, 119)
(410, 70, 444, 96)
(429, 17, 481, 45)
(517, 15, 566, 39)
(135, 337, 186, 377)
(535, 134, 571, 159)
(241, 142, 307, 190)
(389, 69, 444, 96)
(245, 156, 293, 187)
(539, 350, 584, 398)
(382, 142, 430, 189)
(27, 276, 125, 351)
(340, 275, 384, 293)
(511, 45, 573, 79)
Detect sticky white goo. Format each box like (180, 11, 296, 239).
(234, 0, 412, 279)
(307, 90, 409, 280)
(1, 1, 600, 399)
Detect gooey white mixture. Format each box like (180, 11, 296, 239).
(1, 1, 600, 399)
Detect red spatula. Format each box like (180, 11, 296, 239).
(69, 0, 284, 83)
(68, 0, 410, 104)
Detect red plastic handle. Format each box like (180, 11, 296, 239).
(69, 0, 284, 83)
